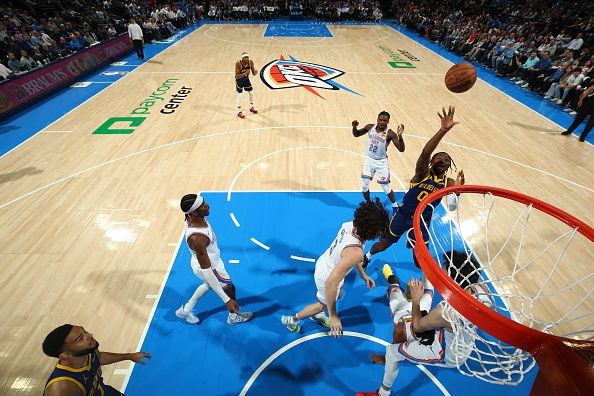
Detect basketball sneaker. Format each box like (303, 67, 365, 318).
(382, 264, 394, 281)
(309, 312, 331, 328)
(355, 392, 379, 396)
(175, 305, 200, 324)
(361, 253, 371, 269)
(227, 311, 254, 325)
(237, 111, 246, 119)
(383, 264, 400, 287)
(249, 107, 258, 114)
(281, 315, 301, 333)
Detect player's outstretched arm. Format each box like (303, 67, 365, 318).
(409, 279, 450, 332)
(355, 261, 375, 289)
(388, 124, 405, 152)
(352, 121, 373, 137)
(99, 351, 152, 366)
(412, 106, 459, 183)
(325, 248, 362, 337)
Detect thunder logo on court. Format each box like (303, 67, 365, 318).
(260, 55, 362, 99)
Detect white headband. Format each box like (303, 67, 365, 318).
(184, 194, 204, 214)
(242, 52, 249, 57)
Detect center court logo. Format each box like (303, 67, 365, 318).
(260, 55, 362, 99)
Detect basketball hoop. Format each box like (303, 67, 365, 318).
(412, 185, 594, 395)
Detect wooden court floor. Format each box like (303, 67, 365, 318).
(0, 24, 592, 394)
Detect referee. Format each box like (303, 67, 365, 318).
(128, 18, 144, 60)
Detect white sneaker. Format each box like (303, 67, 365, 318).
(555, 99, 563, 105)
(227, 311, 253, 325)
(515, 80, 524, 84)
(544, 94, 551, 99)
(568, 111, 577, 116)
(521, 83, 530, 88)
(309, 312, 331, 328)
(510, 77, 518, 81)
(281, 315, 301, 332)
(175, 305, 200, 324)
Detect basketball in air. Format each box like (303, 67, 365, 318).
(444, 62, 477, 93)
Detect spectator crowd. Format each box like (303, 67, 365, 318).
(2, 0, 591, 120)
(0, 0, 386, 81)
(391, 0, 593, 116)
(205, 1, 383, 22)
(0, 0, 206, 81)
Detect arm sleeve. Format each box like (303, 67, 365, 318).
(199, 267, 231, 303)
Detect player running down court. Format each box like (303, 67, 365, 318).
(281, 199, 389, 337)
(235, 52, 258, 119)
(362, 106, 465, 269)
(175, 194, 253, 325)
(352, 111, 405, 211)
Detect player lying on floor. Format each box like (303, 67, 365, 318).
(359, 251, 492, 396)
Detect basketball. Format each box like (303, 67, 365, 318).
(444, 62, 477, 93)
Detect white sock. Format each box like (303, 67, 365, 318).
(185, 283, 210, 312)
(248, 90, 254, 107)
(365, 252, 372, 261)
(237, 92, 243, 112)
(379, 386, 391, 396)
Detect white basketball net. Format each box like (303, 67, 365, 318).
(411, 191, 594, 385)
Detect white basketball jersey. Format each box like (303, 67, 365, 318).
(185, 220, 222, 266)
(365, 124, 388, 160)
(440, 301, 475, 367)
(443, 325, 475, 367)
(316, 222, 364, 280)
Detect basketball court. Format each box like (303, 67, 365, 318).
(0, 21, 592, 395)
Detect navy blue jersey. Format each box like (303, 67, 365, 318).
(386, 174, 447, 245)
(45, 350, 123, 396)
(401, 174, 447, 219)
(237, 60, 251, 75)
(236, 60, 253, 92)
